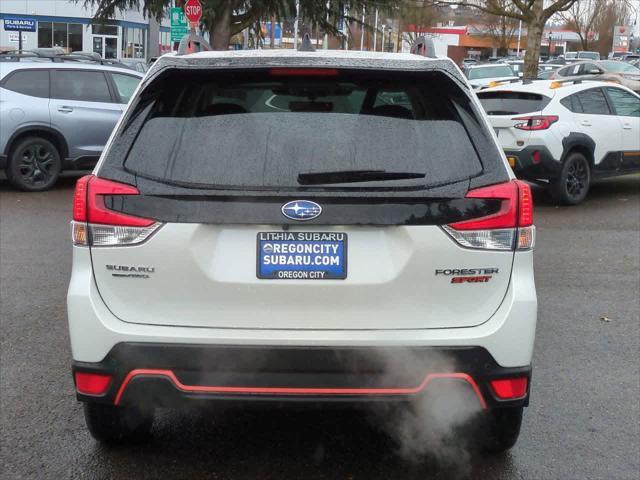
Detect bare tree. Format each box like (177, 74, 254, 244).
(427, 0, 579, 79)
(591, 0, 634, 55)
(483, 0, 520, 56)
(558, 0, 607, 50)
(399, 0, 439, 47)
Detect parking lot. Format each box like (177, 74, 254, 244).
(1, 172, 638, 479)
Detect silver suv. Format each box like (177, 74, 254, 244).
(0, 55, 142, 191)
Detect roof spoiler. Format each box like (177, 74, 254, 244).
(410, 37, 437, 58)
(177, 33, 212, 55)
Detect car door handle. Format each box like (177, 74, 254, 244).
(57, 106, 74, 113)
(580, 120, 591, 127)
(623, 124, 632, 130)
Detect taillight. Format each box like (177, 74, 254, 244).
(442, 180, 535, 251)
(71, 175, 161, 246)
(513, 115, 558, 131)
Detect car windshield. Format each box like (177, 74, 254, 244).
(467, 65, 514, 80)
(578, 52, 599, 60)
(600, 61, 640, 73)
(121, 69, 485, 191)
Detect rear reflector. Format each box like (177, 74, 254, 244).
(443, 180, 535, 250)
(75, 372, 112, 395)
(490, 377, 528, 400)
(71, 175, 162, 246)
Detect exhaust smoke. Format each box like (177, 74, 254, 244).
(365, 349, 484, 475)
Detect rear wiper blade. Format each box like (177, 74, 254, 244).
(297, 169, 426, 185)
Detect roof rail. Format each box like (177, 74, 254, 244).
(0, 49, 130, 68)
(549, 78, 587, 89)
(410, 36, 437, 58)
(177, 33, 212, 55)
(298, 33, 315, 52)
(0, 50, 39, 61)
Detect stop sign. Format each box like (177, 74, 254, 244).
(184, 0, 202, 25)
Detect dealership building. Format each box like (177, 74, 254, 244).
(0, 0, 172, 59)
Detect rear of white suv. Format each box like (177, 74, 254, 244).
(479, 80, 640, 204)
(67, 51, 537, 453)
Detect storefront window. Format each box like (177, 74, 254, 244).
(53, 23, 67, 49)
(69, 24, 83, 52)
(160, 30, 171, 53)
(38, 22, 53, 48)
(121, 27, 146, 58)
(92, 24, 118, 36)
(38, 22, 83, 52)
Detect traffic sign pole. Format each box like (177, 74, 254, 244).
(183, 0, 203, 52)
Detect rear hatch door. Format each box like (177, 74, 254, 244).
(90, 67, 514, 330)
(477, 90, 553, 149)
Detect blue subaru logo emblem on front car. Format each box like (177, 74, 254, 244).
(281, 200, 322, 221)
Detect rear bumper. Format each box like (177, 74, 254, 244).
(505, 146, 561, 183)
(73, 343, 531, 409)
(67, 247, 537, 369)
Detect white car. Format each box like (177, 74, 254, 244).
(463, 63, 519, 90)
(478, 80, 640, 204)
(67, 46, 537, 453)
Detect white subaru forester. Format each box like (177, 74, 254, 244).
(67, 46, 537, 453)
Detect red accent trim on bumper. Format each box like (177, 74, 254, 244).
(113, 369, 488, 409)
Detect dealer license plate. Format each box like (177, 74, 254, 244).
(257, 232, 347, 280)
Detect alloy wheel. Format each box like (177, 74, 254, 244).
(17, 143, 56, 187)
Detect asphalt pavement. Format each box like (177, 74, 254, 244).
(1, 173, 639, 480)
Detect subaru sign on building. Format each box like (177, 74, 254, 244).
(0, 0, 172, 59)
(3, 18, 37, 32)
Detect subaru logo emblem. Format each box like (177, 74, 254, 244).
(281, 200, 322, 221)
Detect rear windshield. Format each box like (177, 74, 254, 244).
(477, 91, 551, 115)
(118, 69, 489, 191)
(577, 52, 600, 60)
(467, 65, 514, 80)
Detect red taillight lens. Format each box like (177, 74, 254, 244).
(513, 115, 558, 131)
(517, 180, 533, 226)
(449, 181, 519, 230)
(73, 175, 152, 226)
(72, 175, 91, 221)
(490, 377, 528, 400)
(71, 175, 160, 246)
(443, 180, 534, 250)
(269, 68, 339, 76)
(75, 372, 112, 395)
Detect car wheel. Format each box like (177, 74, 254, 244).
(6, 136, 62, 191)
(83, 403, 154, 444)
(552, 152, 591, 205)
(476, 407, 523, 454)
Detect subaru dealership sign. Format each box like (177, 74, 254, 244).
(3, 18, 37, 32)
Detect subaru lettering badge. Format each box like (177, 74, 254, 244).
(281, 200, 322, 221)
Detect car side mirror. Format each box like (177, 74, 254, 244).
(588, 68, 602, 75)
